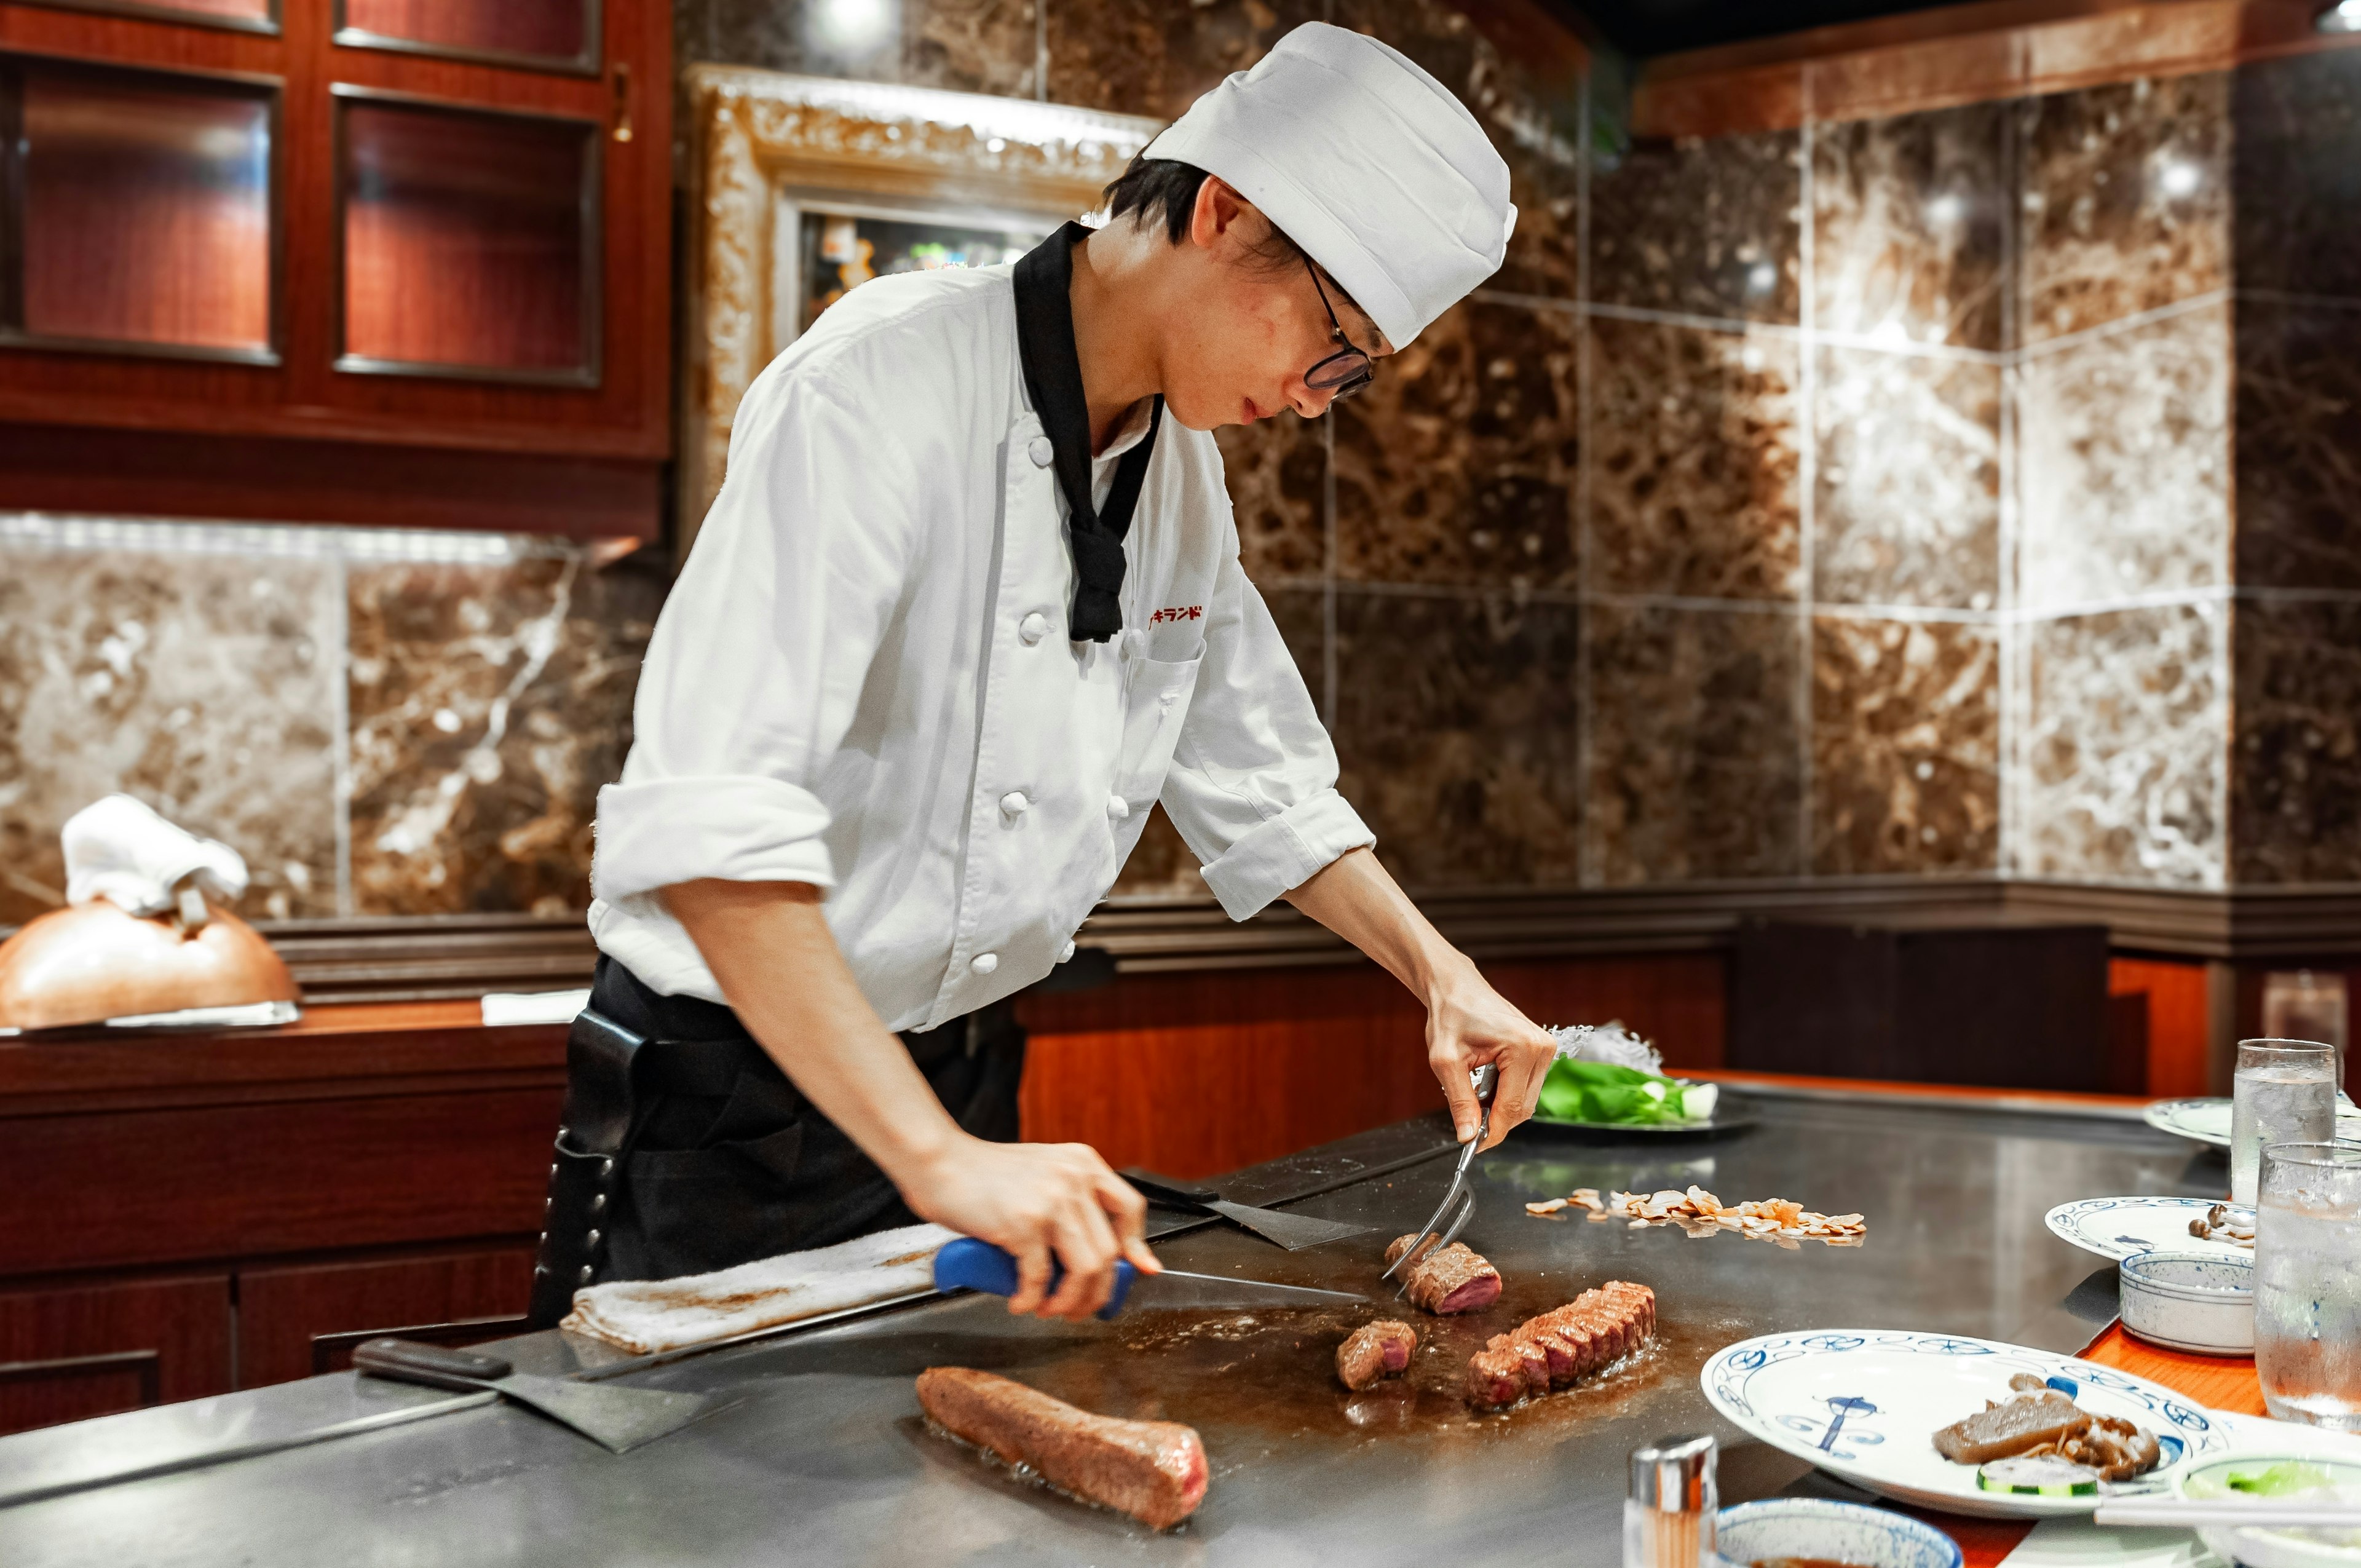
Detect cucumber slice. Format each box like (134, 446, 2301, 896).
(1977, 1455, 2100, 1496)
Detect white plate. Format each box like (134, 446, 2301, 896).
(1699, 1329, 2229, 1518)
(2145, 1096, 2361, 1149)
(2045, 1196, 2253, 1262)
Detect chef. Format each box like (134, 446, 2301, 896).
(526, 22, 1560, 1330)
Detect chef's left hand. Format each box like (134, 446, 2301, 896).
(1425, 959, 1556, 1152)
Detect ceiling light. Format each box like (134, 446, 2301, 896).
(812, 0, 895, 56)
(2157, 159, 2202, 197)
(2322, 0, 2361, 33)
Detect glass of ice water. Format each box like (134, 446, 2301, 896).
(2256, 1141, 2361, 1428)
(2231, 1039, 2337, 1206)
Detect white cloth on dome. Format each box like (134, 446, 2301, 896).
(61, 794, 248, 916)
(1141, 20, 1515, 349)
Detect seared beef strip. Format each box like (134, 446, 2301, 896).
(916, 1367, 1209, 1529)
(1386, 1235, 1502, 1315)
(1336, 1320, 1419, 1392)
(1465, 1281, 1656, 1406)
(1931, 1390, 2090, 1465)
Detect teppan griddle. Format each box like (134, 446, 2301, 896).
(0, 1087, 2216, 1568)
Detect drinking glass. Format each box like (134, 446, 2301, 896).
(2255, 1141, 2361, 1428)
(2231, 1040, 2337, 1206)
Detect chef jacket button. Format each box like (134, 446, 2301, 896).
(999, 790, 1030, 817)
(1107, 794, 1130, 822)
(1027, 436, 1054, 468)
(1059, 939, 1077, 963)
(585, 1229, 603, 1251)
(970, 952, 999, 975)
(578, 1265, 595, 1286)
(1121, 628, 1147, 660)
(1018, 611, 1050, 646)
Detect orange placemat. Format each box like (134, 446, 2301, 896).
(1902, 1324, 2264, 1565)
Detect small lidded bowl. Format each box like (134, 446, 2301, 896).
(2119, 1250, 2255, 1355)
(1714, 1499, 1963, 1568)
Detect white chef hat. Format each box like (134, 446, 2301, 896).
(1141, 21, 1516, 350)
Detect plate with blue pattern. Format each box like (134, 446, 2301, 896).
(2044, 1196, 2253, 1262)
(1699, 1329, 2229, 1518)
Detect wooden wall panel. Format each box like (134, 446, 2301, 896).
(2111, 956, 2213, 1098)
(0, 1086, 561, 1276)
(1015, 955, 1725, 1178)
(0, 1274, 231, 1437)
(238, 1244, 535, 1388)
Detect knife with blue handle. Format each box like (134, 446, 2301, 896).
(932, 1237, 1363, 1320)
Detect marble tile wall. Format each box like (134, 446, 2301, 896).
(666, 0, 2315, 893)
(0, 518, 654, 926)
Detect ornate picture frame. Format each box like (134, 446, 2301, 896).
(678, 66, 1162, 556)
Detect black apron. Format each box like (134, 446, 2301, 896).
(525, 956, 1024, 1327)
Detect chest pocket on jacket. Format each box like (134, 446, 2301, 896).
(1113, 653, 1202, 812)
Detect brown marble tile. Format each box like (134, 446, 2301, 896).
(1332, 298, 1578, 590)
(2234, 49, 2361, 303)
(0, 540, 338, 927)
(2019, 603, 2228, 888)
(2233, 596, 2361, 885)
(1588, 315, 1803, 602)
(1814, 346, 1999, 610)
(1045, 0, 1319, 120)
(346, 550, 665, 917)
(2234, 296, 2361, 594)
(1334, 0, 1582, 301)
(676, 0, 1038, 96)
(2014, 300, 2230, 611)
(1811, 616, 1998, 875)
(1812, 100, 2007, 351)
(1216, 408, 1324, 587)
(1328, 589, 1580, 888)
(1112, 585, 1325, 897)
(2018, 72, 2229, 344)
(1590, 128, 1802, 324)
(1585, 601, 1803, 884)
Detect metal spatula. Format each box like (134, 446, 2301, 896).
(1121, 1170, 1372, 1251)
(352, 1339, 714, 1454)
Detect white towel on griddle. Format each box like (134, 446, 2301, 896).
(560, 1222, 957, 1354)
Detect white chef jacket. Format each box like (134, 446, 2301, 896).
(588, 262, 1375, 1032)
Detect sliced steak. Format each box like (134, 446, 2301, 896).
(1335, 1320, 1419, 1392)
(1466, 1345, 1531, 1407)
(1931, 1390, 2089, 1466)
(1383, 1233, 1440, 1271)
(1466, 1282, 1656, 1408)
(916, 1367, 1209, 1529)
(1391, 1239, 1502, 1315)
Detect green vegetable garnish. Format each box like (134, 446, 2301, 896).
(1539, 1059, 1696, 1125)
(2225, 1462, 2335, 1497)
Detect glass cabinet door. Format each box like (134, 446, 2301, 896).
(337, 0, 596, 73)
(337, 94, 598, 383)
(25, 0, 276, 32)
(1, 58, 276, 360)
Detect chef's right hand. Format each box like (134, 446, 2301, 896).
(900, 1135, 1160, 1320)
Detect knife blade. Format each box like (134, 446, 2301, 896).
(1120, 1170, 1372, 1251)
(931, 1237, 1361, 1318)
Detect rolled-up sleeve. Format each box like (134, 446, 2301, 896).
(591, 369, 919, 905)
(1160, 550, 1375, 921)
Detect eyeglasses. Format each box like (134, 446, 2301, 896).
(1303, 258, 1374, 400)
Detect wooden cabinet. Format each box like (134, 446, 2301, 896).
(0, 0, 670, 538)
(237, 1245, 533, 1387)
(0, 1002, 564, 1434)
(0, 1274, 232, 1437)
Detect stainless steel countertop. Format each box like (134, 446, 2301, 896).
(0, 1087, 2221, 1567)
